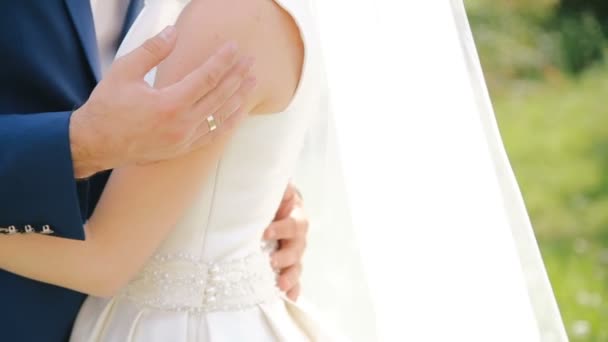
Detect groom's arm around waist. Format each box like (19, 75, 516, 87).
(0, 112, 86, 240)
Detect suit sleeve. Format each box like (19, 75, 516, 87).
(0, 111, 87, 240)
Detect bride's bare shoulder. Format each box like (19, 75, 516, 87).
(159, 0, 305, 114)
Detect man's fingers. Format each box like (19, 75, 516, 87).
(211, 75, 256, 124)
(194, 58, 255, 124)
(117, 26, 178, 79)
(164, 42, 240, 104)
(274, 184, 299, 219)
(190, 75, 256, 142)
(274, 196, 295, 221)
(189, 105, 248, 151)
(278, 263, 302, 293)
(264, 219, 296, 240)
(275, 184, 304, 221)
(271, 241, 302, 269)
(266, 212, 308, 240)
(286, 284, 301, 302)
(282, 183, 298, 204)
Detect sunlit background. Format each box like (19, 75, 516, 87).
(466, 0, 608, 340)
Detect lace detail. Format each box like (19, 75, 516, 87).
(120, 250, 281, 312)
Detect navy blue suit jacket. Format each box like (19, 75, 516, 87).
(0, 1, 142, 341)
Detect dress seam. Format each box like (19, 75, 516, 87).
(192, 157, 223, 341)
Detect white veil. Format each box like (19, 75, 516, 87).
(295, 1, 568, 341)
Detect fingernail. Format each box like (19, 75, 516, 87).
(159, 26, 176, 42)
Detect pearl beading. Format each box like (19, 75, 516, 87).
(120, 251, 281, 313)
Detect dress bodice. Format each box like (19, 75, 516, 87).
(113, 0, 323, 313)
(149, 1, 321, 261)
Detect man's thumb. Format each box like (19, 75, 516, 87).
(120, 26, 177, 79)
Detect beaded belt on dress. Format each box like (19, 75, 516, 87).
(120, 251, 281, 313)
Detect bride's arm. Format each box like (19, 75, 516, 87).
(0, 0, 303, 297)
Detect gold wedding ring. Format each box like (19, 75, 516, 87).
(206, 115, 218, 132)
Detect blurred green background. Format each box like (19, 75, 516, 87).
(465, 0, 608, 340)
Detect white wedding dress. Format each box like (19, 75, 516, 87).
(70, 0, 335, 341)
(69, 0, 568, 341)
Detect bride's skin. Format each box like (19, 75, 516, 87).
(0, 0, 304, 298)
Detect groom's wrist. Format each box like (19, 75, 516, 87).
(69, 108, 112, 179)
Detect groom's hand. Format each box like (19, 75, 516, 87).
(70, 26, 255, 178)
(264, 183, 308, 301)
